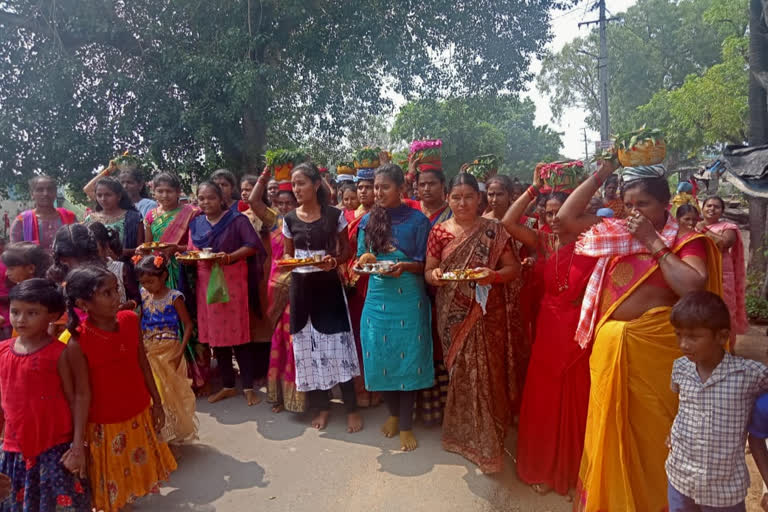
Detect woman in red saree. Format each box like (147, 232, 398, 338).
(502, 169, 598, 498)
(697, 196, 747, 339)
(425, 172, 522, 474)
(557, 162, 722, 512)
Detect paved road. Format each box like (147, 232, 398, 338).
(137, 396, 571, 512)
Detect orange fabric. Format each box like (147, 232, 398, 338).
(575, 236, 722, 512)
(86, 407, 176, 512)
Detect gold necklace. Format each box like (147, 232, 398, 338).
(553, 235, 575, 293)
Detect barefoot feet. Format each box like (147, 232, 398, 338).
(244, 389, 261, 406)
(311, 410, 330, 430)
(380, 416, 399, 438)
(207, 387, 237, 404)
(399, 430, 418, 451)
(531, 483, 552, 496)
(347, 412, 363, 433)
(271, 403, 285, 413)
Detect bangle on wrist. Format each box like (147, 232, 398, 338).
(652, 247, 671, 261)
(592, 172, 604, 187)
(526, 186, 540, 200)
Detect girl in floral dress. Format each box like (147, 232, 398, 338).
(64, 266, 176, 512)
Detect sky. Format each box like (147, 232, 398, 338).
(524, 0, 638, 159)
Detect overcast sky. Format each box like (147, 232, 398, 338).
(524, 0, 638, 159)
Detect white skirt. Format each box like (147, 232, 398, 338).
(292, 319, 360, 392)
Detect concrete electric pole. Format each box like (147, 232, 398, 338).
(579, 0, 618, 143)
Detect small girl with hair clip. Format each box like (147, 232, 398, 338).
(89, 221, 140, 309)
(135, 254, 198, 444)
(63, 266, 176, 512)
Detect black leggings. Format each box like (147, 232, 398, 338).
(308, 380, 358, 413)
(383, 391, 416, 431)
(214, 343, 257, 390)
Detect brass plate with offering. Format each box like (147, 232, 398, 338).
(176, 249, 219, 261)
(276, 256, 321, 269)
(353, 261, 395, 275)
(138, 241, 173, 251)
(439, 268, 490, 282)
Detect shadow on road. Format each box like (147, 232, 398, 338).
(137, 444, 268, 511)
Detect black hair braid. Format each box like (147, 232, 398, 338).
(48, 224, 102, 284)
(364, 206, 393, 255)
(63, 266, 113, 334)
(88, 222, 123, 257)
(363, 164, 405, 254)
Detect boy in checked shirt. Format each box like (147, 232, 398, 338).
(666, 291, 768, 512)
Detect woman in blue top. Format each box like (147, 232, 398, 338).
(356, 164, 434, 452)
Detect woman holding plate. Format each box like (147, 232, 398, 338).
(183, 181, 266, 406)
(282, 162, 362, 433)
(424, 172, 522, 473)
(356, 164, 433, 451)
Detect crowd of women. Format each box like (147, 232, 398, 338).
(0, 149, 747, 511)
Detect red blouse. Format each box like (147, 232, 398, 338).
(78, 311, 150, 424)
(427, 224, 455, 259)
(0, 338, 72, 458)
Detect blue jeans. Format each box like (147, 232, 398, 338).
(668, 483, 746, 512)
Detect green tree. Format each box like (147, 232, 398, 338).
(637, 35, 748, 155)
(538, 0, 748, 136)
(0, 0, 565, 192)
(391, 96, 563, 180)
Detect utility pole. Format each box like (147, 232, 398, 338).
(579, 0, 618, 142)
(598, 0, 610, 140)
(583, 128, 590, 165)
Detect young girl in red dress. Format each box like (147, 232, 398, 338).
(63, 266, 176, 512)
(0, 278, 91, 511)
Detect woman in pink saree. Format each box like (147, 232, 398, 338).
(265, 184, 306, 413)
(697, 196, 747, 339)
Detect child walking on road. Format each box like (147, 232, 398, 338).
(666, 291, 768, 512)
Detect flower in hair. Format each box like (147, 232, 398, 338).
(153, 256, 164, 268)
(131, 254, 142, 264)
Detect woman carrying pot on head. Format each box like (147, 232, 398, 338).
(501, 168, 599, 499)
(556, 162, 721, 512)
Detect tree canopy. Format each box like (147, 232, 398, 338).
(0, 0, 568, 192)
(537, 0, 748, 156)
(391, 96, 563, 180)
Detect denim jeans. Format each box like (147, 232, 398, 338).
(668, 483, 745, 512)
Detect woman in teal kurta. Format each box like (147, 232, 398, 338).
(356, 164, 433, 452)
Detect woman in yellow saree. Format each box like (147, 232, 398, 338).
(556, 162, 722, 512)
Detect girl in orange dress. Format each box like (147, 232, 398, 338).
(64, 266, 176, 512)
